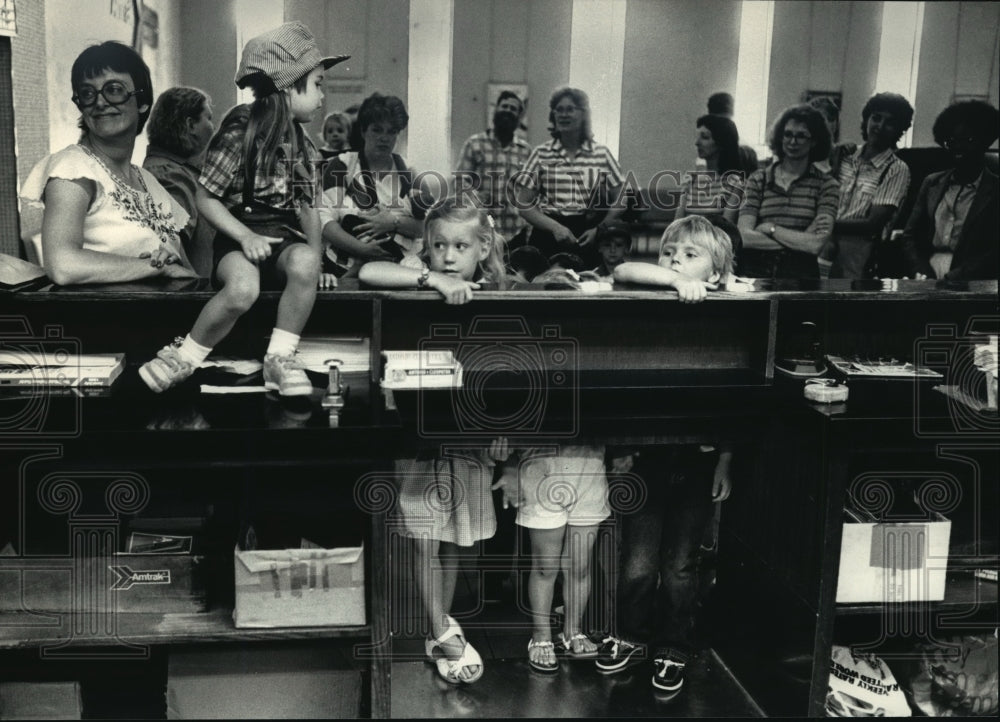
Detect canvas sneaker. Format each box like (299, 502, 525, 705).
(652, 655, 687, 694)
(263, 353, 313, 396)
(139, 338, 195, 393)
(595, 636, 646, 674)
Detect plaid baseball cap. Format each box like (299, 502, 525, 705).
(235, 21, 349, 92)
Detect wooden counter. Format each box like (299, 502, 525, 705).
(1, 277, 996, 717)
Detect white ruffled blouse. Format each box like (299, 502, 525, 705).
(21, 144, 192, 268)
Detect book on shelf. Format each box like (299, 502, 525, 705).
(0, 351, 125, 387)
(296, 335, 371, 374)
(381, 349, 463, 389)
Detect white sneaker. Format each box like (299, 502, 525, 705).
(139, 339, 195, 392)
(263, 354, 313, 396)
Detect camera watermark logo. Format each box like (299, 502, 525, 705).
(0, 317, 84, 437)
(416, 316, 579, 438)
(914, 318, 999, 439)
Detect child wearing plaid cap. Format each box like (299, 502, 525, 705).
(139, 22, 349, 395)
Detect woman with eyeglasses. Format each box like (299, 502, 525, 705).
(900, 100, 999, 281)
(143, 87, 216, 277)
(21, 42, 197, 285)
(320, 92, 428, 275)
(737, 104, 839, 279)
(513, 86, 627, 267)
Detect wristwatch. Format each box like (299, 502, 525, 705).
(769, 224, 776, 236)
(416, 266, 431, 288)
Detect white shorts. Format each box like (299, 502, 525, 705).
(515, 445, 610, 530)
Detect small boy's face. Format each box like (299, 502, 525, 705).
(659, 240, 720, 283)
(324, 119, 346, 147)
(288, 66, 325, 122)
(598, 237, 629, 268)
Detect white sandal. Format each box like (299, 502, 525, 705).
(424, 615, 484, 684)
(557, 631, 599, 659)
(527, 638, 559, 673)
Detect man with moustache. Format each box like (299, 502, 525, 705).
(455, 90, 532, 241)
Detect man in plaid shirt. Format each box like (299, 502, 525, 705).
(455, 91, 532, 241)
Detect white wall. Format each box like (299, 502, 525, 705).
(43, 0, 181, 160)
(406, 0, 454, 172)
(14, 0, 1000, 206)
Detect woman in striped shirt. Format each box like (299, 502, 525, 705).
(738, 105, 840, 280)
(513, 87, 627, 268)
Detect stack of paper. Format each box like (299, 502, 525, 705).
(296, 336, 371, 374)
(0, 350, 125, 387)
(381, 350, 463, 389)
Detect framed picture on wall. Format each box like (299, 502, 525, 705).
(486, 83, 529, 137)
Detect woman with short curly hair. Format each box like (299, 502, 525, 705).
(320, 92, 427, 273)
(825, 92, 914, 279)
(901, 100, 999, 280)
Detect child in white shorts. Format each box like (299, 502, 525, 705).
(497, 443, 610, 672)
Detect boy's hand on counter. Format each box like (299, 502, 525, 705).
(674, 275, 716, 303)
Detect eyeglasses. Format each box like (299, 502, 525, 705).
(72, 81, 142, 109)
(783, 131, 812, 142)
(554, 105, 580, 116)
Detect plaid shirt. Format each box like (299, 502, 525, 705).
(836, 147, 909, 221)
(455, 129, 532, 240)
(516, 138, 625, 215)
(199, 105, 321, 210)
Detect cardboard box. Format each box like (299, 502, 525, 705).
(0, 554, 207, 614)
(836, 512, 951, 603)
(233, 545, 365, 628)
(166, 647, 361, 719)
(0, 681, 82, 720)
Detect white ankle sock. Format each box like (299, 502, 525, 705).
(266, 328, 300, 358)
(176, 334, 212, 367)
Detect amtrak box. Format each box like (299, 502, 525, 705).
(0, 553, 207, 614)
(233, 544, 365, 628)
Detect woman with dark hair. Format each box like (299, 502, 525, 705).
(825, 92, 913, 279)
(513, 86, 627, 266)
(901, 100, 999, 280)
(676, 114, 745, 224)
(20, 41, 196, 285)
(143, 87, 216, 276)
(320, 92, 427, 272)
(737, 104, 840, 279)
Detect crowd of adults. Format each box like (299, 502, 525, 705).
(22, 41, 1000, 287)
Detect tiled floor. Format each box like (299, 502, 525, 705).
(391, 648, 762, 718)
(389, 565, 763, 718)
